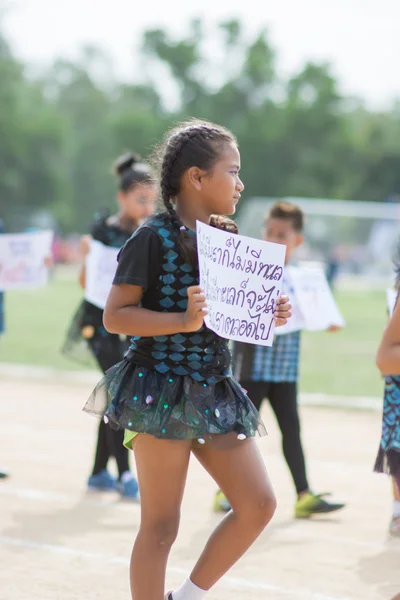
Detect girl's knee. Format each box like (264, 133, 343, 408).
(254, 492, 277, 525)
(141, 515, 180, 549)
(236, 490, 277, 529)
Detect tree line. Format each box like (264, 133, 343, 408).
(1, 19, 400, 233)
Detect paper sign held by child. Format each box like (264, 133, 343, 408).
(276, 265, 345, 335)
(197, 221, 286, 346)
(387, 288, 397, 317)
(85, 240, 119, 310)
(0, 230, 53, 291)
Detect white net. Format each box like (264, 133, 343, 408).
(239, 197, 400, 287)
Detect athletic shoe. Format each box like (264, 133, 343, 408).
(87, 469, 117, 492)
(165, 593, 173, 600)
(213, 490, 231, 512)
(118, 472, 139, 501)
(0, 469, 9, 479)
(295, 492, 345, 518)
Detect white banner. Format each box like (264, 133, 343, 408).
(274, 270, 305, 335)
(281, 265, 345, 332)
(0, 231, 53, 291)
(197, 221, 286, 346)
(85, 240, 119, 310)
(387, 288, 397, 317)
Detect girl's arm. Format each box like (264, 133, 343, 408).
(104, 284, 207, 336)
(376, 298, 400, 375)
(104, 283, 292, 338)
(78, 235, 92, 289)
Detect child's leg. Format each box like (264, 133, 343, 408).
(91, 419, 110, 475)
(89, 333, 125, 476)
(131, 435, 192, 600)
(240, 380, 267, 412)
(105, 426, 130, 478)
(188, 434, 276, 590)
(268, 382, 309, 495)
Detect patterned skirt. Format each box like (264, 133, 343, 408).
(83, 356, 266, 444)
(374, 376, 400, 477)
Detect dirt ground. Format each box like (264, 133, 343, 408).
(0, 376, 399, 600)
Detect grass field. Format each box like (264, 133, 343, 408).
(0, 266, 388, 397)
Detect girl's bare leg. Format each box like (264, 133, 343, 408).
(189, 434, 276, 590)
(130, 435, 192, 600)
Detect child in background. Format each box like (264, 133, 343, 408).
(84, 120, 292, 600)
(228, 201, 345, 518)
(375, 267, 400, 537)
(63, 152, 157, 499)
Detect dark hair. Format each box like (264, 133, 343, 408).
(155, 119, 239, 265)
(266, 201, 304, 233)
(114, 152, 153, 192)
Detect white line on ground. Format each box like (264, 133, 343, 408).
(1, 485, 398, 554)
(0, 536, 351, 600)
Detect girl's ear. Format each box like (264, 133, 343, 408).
(295, 233, 304, 249)
(186, 166, 206, 191)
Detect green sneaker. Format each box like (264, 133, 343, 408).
(295, 492, 345, 519)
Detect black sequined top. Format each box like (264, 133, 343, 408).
(113, 213, 231, 384)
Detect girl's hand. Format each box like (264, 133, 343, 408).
(80, 235, 92, 258)
(182, 286, 208, 332)
(274, 295, 292, 327)
(327, 324, 342, 333)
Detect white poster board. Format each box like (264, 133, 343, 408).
(0, 231, 53, 291)
(284, 265, 345, 332)
(197, 221, 286, 346)
(387, 288, 397, 317)
(85, 240, 119, 309)
(274, 271, 305, 336)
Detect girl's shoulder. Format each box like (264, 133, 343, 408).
(140, 212, 174, 236)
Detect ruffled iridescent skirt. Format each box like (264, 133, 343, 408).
(374, 376, 400, 478)
(83, 354, 266, 443)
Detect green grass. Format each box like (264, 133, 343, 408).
(301, 290, 386, 396)
(0, 269, 387, 397)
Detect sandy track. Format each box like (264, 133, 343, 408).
(0, 377, 399, 600)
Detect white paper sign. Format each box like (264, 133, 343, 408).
(85, 240, 119, 309)
(197, 221, 286, 346)
(0, 231, 53, 291)
(274, 271, 305, 335)
(286, 265, 345, 331)
(387, 288, 397, 317)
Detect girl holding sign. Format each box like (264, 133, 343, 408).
(63, 153, 157, 499)
(84, 121, 292, 600)
(375, 273, 400, 537)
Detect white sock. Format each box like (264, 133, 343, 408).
(393, 499, 400, 519)
(172, 578, 207, 600)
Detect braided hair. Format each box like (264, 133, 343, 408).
(157, 120, 239, 265)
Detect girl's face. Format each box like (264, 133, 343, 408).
(118, 183, 157, 223)
(201, 143, 244, 216)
